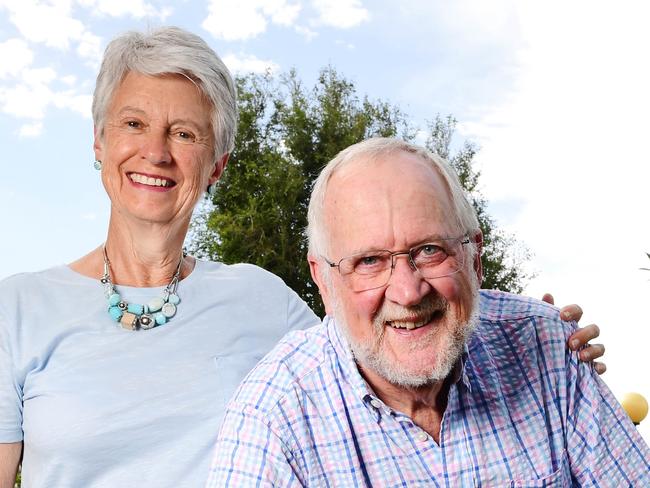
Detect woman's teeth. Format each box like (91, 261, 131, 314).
(129, 173, 171, 187)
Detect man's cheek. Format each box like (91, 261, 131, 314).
(429, 278, 461, 301)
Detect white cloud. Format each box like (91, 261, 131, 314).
(295, 24, 318, 40)
(202, 0, 302, 41)
(22, 67, 57, 85)
(334, 39, 354, 49)
(223, 53, 279, 74)
(19, 121, 43, 137)
(458, 0, 650, 424)
(61, 75, 77, 86)
(53, 91, 93, 117)
(76, 31, 103, 66)
(0, 38, 34, 79)
(311, 0, 369, 29)
(0, 68, 91, 122)
(0, 83, 52, 119)
(80, 0, 173, 19)
(0, 0, 86, 50)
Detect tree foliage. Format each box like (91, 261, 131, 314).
(427, 115, 532, 294)
(191, 67, 532, 317)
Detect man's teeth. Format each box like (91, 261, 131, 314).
(386, 317, 431, 330)
(130, 173, 171, 187)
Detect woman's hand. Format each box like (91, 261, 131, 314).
(542, 293, 606, 375)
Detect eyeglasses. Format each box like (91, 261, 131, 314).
(323, 236, 471, 292)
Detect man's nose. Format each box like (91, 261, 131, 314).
(384, 255, 431, 306)
(141, 130, 172, 165)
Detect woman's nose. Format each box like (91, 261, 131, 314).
(141, 130, 172, 165)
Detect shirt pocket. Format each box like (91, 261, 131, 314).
(212, 353, 264, 421)
(508, 457, 571, 487)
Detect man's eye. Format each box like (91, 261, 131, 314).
(420, 244, 443, 256)
(360, 256, 380, 266)
(126, 120, 141, 128)
(354, 255, 388, 271)
(413, 244, 448, 265)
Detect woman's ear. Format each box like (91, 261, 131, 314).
(93, 126, 104, 161)
(209, 152, 230, 185)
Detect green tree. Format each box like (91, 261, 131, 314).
(191, 67, 531, 316)
(427, 115, 532, 292)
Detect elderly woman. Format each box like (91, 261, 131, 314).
(0, 27, 603, 487)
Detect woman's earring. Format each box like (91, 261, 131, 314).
(93, 160, 102, 170)
(206, 183, 217, 197)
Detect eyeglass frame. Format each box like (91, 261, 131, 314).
(322, 235, 472, 291)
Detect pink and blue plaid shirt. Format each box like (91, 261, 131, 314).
(207, 291, 649, 487)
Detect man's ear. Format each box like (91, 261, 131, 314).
(209, 152, 229, 185)
(308, 255, 335, 316)
(472, 230, 484, 285)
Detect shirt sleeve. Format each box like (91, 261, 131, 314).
(0, 307, 23, 442)
(285, 286, 320, 332)
(565, 352, 650, 485)
(206, 404, 303, 487)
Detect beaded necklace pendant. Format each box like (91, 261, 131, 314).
(101, 247, 184, 331)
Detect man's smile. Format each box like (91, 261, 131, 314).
(384, 309, 444, 330)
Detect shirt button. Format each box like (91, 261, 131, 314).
(370, 399, 382, 409)
(415, 431, 429, 442)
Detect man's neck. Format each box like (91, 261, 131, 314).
(358, 363, 456, 442)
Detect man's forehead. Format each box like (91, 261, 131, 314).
(323, 150, 457, 253)
(326, 151, 448, 211)
(329, 150, 436, 185)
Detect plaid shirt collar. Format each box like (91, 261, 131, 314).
(325, 315, 472, 418)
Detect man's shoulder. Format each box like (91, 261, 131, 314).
(225, 321, 334, 413)
(469, 290, 575, 396)
(477, 289, 574, 339)
(479, 289, 561, 322)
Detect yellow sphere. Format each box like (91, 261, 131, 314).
(620, 392, 648, 424)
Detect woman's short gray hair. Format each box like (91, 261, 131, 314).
(92, 26, 237, 159)
(306, 137, 480, 259)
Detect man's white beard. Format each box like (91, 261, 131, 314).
(333, 280, 480, 389)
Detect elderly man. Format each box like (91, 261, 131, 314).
(207, 138, 648, 486)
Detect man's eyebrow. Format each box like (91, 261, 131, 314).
(343, 235, 456, 255)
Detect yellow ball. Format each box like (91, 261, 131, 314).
(620, 392, 648, 424)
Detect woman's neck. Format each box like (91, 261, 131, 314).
(70, 213, 194, 287)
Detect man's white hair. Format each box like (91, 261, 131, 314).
(306, 137, 480, 261)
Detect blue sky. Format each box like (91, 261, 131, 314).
(1, 0, 649, 436)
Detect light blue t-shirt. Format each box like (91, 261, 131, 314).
(0, 259, 319, 487)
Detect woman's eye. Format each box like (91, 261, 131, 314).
(174, 130, 195, 142)
(126, 120, 141, 128)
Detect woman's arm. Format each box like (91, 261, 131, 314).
(0, 442, 22, 488)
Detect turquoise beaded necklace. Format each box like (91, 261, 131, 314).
(101, 246, 184, 330)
